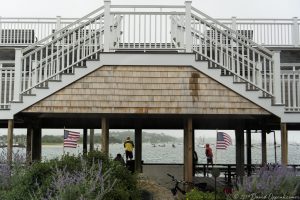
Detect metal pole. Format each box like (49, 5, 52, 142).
(273, 131, 277, 163)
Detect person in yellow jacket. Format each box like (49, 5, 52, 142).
(124, 136, 134, 161)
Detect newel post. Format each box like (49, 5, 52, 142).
(13, 48, 22, 102)
(0, 16, 2, 45)
(185, 1, 192, 53)
(292, 17, 299, 47)
(231, 16, 237, 31)
(104, 0, 111, 52)
(272, 51, 281, 105)
(55, 16, 62, 31)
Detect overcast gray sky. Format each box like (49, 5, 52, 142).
(0, 0, 299, 18)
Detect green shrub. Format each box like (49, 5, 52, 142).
(0, 151, 140, 200)
(0, 161, 55, 200)
(185, 189, 225, 200)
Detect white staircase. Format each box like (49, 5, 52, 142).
(0, 2, 299, 122)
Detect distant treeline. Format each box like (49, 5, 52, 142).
(0, 130, 180, 144)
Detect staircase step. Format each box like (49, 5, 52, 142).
(48, 79, 62, 82)
(62, 73, 75, 75)
(220, 74, 233, 77)
(233, 81, 247, 84)
(36, 86, 49, 89)
(259, 96, 272, 99)
(22, 93, 36, 96)
(246, 89, 260, 92)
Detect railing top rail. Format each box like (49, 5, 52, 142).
(22, 6, 104, 53)
(215, 18, 299, 22)
(0, 17, 78, 21)
(111, 11, 185, 15)
(1, 17, 297, 22)
(0, 61, 14, 64)
(0, 67, 14, 70)
(111, 5, 185, 9)
(281, 63, 300, 67)
(191, 6, 274, 56)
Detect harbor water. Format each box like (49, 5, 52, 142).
(2, 142, 300, 164)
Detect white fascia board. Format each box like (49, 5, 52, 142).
(281, 113, 300, 123)
(98, 53, 207, 67)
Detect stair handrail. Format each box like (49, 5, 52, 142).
(18, 10, 107, 96)
(187, 7, 276, 97)
(191, 6, 273, 56)
(22, 6, 104, 53)
(21, 13, 104, 59)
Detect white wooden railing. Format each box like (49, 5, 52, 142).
(1, 16, 299, 47)
(281, 63, 300, 112)
(109, 5, 186, 50)
(0, 17, 77, 46)
(188, 6, 280, 101)
(216, 17, 300, 47)
(13, 7, 106, 100)
(0, 61, 14, 109)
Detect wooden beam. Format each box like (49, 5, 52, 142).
(26, 126, 33, 164)
(83, 128, 87, 155)
(89, 129, 94, 152)
(32, 125, 42, 161)
(135, 128, 142, 173)
(281, 123, 288, 165)
(261, 130, 267, 165)
(246, 129, 252, 176)
(101, 118, 109, 155)
(184, 118, 193, 183)
(7, 119, 14, 165)
(235, 128, 245, 180)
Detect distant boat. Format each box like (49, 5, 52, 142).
(152, 144, 156, 147)
(172, 144, 175, 148)
(158, 144, 166, 147)
(0, 143, 26, 148)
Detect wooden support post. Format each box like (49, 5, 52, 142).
(261, 130, 267, 165)
(7, 119, 14, 165)
(26, 126, 33, 164)
(184, 118, 193, 183)
(281, 123, 288, 165)
(235, 128, 245, 181)
(246, 129, 252, 176)
(32, 125, 42, 161)
(101, 118, 109, 155)
(192, 129, 197, 176)
(83, 128, 87, 155)
(135, 128, 142, 173)
(89, 129, 94, 152)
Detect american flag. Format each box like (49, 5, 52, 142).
(216, 132, 232, 150)
(64, 130, 80, 148)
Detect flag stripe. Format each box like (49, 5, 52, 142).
(216, 132, 232, 150)
(64, 130, 80, 148)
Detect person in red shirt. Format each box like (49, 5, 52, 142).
(205, 143, 213, 165)
(205, 143, 213, 177)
